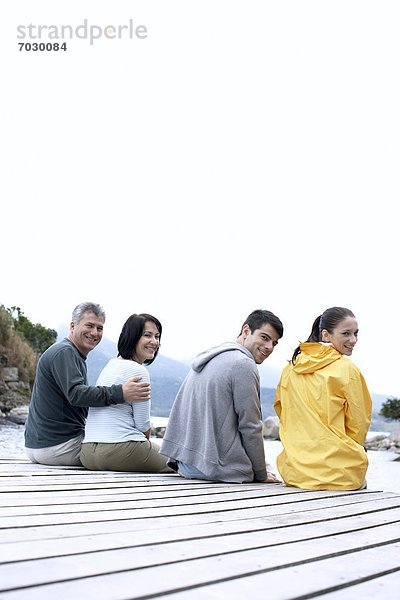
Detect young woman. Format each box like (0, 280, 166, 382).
(274, 307, 372, 490)
(80, 313, 173, 473)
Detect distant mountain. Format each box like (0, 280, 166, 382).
(258, 363, 283, 389)
(146, 355, 191, 416)
(86, 338, 118, 385)
(369, 393, 390, 411)
(57, 328, 393, 426)
(147, 354, 191, 380)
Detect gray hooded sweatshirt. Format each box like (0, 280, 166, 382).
(160, 342, 268, 483)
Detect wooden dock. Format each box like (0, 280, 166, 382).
(1, 456, 400, 599)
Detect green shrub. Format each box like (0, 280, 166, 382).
(380, 397, 400, 421)
(6, 306, 57, 355)
(0, 305, 57, 385)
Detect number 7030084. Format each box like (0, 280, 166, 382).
(18, 42, 67, 51)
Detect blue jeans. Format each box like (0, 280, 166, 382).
(177, 461, 209, 480)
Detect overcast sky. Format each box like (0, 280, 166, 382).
(2, 1, 399, 397)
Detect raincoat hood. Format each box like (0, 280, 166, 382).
(191, 342, 253, 373)
(293, 342, 342, 374)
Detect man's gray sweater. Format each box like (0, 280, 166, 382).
(161, 342, 268, 483)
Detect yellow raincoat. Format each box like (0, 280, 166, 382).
(274, 342, 372, 490)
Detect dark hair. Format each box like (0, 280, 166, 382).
(117, 313, 162, 365)
(239, 309, 284, 339)
(292, 306, 355, 363)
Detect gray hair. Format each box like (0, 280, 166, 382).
(71, 302, 106, 324)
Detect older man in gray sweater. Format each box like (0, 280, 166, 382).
(161, 309, 284, 483)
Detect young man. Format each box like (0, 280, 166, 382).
(161, 309, 284, 483)
(25, 302, 150, 466)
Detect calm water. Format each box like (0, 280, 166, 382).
(1, 421, 399, 493)
(0, 420, 25, 457)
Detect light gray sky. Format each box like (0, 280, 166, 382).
(2, 1, 399, 397)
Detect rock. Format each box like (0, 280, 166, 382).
(364, 431, 400, 452)
(389, 431, 400, 454)
(0, 390, 29, 414)
(366, 432, 391, 443)
(1, 367, 19, 382)
(365, 432, 390, 450)
(151, 426, 166, 438)
(0, 366, 31, 416)
(389, 431, 400, 444)
(150, 417, 168, 438)
(7, 406, 29, 425)
(7, 381, 30, 392)
(263, 416, 280, 440)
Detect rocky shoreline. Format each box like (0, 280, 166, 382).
(0, 366, 31, 423)
(365, 430, 400, 456)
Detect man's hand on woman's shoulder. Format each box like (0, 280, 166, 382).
(122, 376, 151, 402)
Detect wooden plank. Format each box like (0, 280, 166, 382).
(0, 508, 399, 574)
(0, 487, 376, 516)
(0, 508, 398, 564)
(1, 536, 399, 599)
(0, 475, 294, 493)
(163, 546, 400, 600)
(1, 493, 399, 546)
(0, 484, 305, 510)
(1, 458, 399, 600)
(1, 489, 307, 510)
(0, 489, 390, 528)
(0, 518, 399, 590)
(0, 479, 226, 493)
(312, 571, 400, 599)
(0, 485, 296, 506)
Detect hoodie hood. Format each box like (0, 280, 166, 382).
(191, 342, 253, 373)
(293, 342, 342, 374)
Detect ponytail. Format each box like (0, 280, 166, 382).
(292, 315, 322, 363)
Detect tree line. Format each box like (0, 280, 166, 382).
(0, 305, 57, 383)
